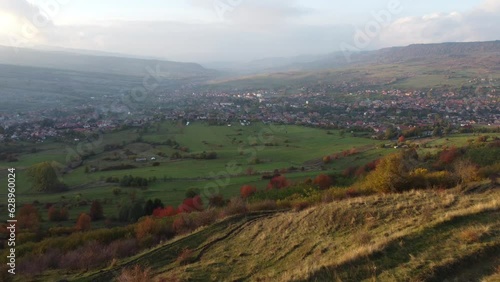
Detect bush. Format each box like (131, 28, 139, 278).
(267, 176, 289, 189)
(192, 209, 218, 228)
(108, 239, 138, 258)
(221, 197, 247, 217)
(247, 200, 278, 212)
(48, 227, 75, 237)
(178, 196, 203, 213)
(117, 265, 152, 282)
(75, 213, 91, 232)
(172, 214, 196, 235)
(177, 248, 195, 266)
(90, 200, 104, 221)
(313, 174, 333, 189)
(136, 217, 156, 241)
(153, 206, 178, 218)
(208, 194, 226, 208)
(48, 206, 69, 222)
(240, 185, 257, 199)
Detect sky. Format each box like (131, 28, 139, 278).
(0, 0, 498, 63)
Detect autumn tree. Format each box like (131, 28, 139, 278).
(240, 185, 257, 199)
(48, 206, 69, 222)
(152, 206, 178, 218)
(313, 174, 333, 189)
(208, 194, 226, 208)
(75, 213, 91, 231)
(439, 146, 459, 165)
(135, 216, 156, 241)
(322, 156, 332, 164)
(18, 204, 41, 232)
(89, 200, 104, 221)
(178, 195, 203, 213)
(267, 176, 289, 190)
(26, 162, 67, 192)
(453, 159, 479, 184)
(362, 152, 413, 193)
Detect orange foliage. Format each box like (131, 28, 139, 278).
(136, 216, 156, 241)
(152, 206, 178, 218)
(240, 185, 257, 198)
(75, 213, 91, 231)
(313, 174, 333, 189)
(178, 195, 203, 213)
(18, 204, 40, 231)
(439, 146, 459, 164)
(267, 175, 289, 190)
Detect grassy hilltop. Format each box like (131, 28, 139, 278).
(72, 183, 500, 281)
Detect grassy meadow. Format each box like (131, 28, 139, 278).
(0, 122, 498, 224)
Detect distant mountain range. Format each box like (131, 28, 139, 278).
(215, 40, 500, 74)
(0, 40, 498, 80)
(0, 45, 218, 80)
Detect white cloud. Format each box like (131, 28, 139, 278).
(0, 0, 498, 62)
(376, 0, 500, 47)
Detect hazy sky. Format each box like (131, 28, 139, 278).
(0, 0, 498, 62)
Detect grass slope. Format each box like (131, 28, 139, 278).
(67, 184, 500, 282)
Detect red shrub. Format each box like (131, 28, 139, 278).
(75, 213, 91, 232)
(439, 146, 459, 164)
(172, 214, 195, 234)
(342, 166, 358, 178)
(267, 176, 289, 190)
(152, 206, 178, 218)
(18, 204, 41, 231)
(240, 185, 257, 198)
(136, 216, 156, 241)
(313, 174, 333, 189)
(178, 195, 203, 213)
(354, 166, 367, 177)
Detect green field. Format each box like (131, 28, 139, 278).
(1, 123, 497, 223)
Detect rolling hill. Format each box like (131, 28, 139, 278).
(73, 183, 500, 282)
(206, 41, 500, 91)
(0, 45, 218, 79)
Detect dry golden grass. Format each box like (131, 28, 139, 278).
(116, 265, 152, 282)
(144, 187, 500, 281)
(457, 225, 491, 244)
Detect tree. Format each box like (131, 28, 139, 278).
(267, 176, 289, 190)
(48, 206, 69, 222)
(208, 194, 226, 208)
(240, 185, 257, 199)
(362, 152, 413, 193)
(313, 174, 333, 189)
(75, 213, 91, 231)
(152, 206, 178, 218)
(18, 204, 41, 232)
(439, 146, 459, 165)
(144, 199, 164, 215)
(384, 128, 395, 140)
(135, 216, 156, 241)
(26, 162, 67, 192)
(322, 156, 332, 164)
(178, 196, 203, 213)
(89, 200, 104, 221)
(453, 159, 479, 184)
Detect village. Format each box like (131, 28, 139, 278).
(0, 81, 498, 143)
